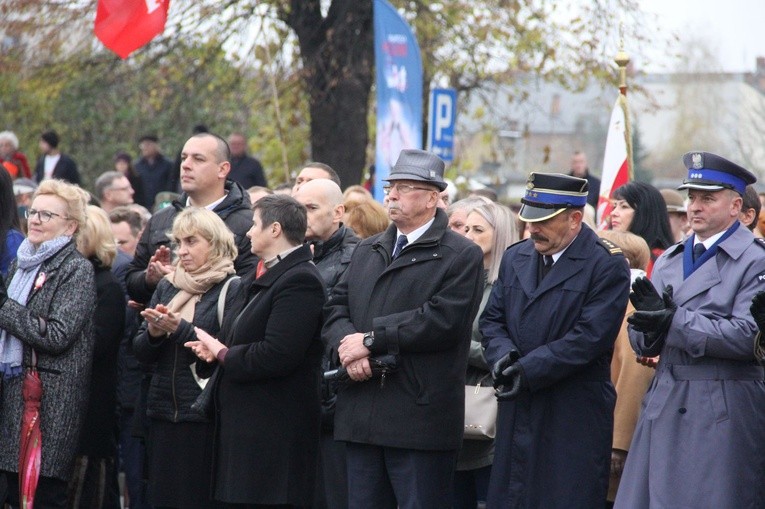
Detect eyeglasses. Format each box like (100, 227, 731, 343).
(25, 208, 69, 223)
(383, 183, 435, 196)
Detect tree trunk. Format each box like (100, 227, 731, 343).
(284, 0, 374, 189)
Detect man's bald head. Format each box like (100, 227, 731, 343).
(293, 178, 345, 242)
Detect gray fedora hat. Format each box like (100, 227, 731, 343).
(384, 149, 447, 191)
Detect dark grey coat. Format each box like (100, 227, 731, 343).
(0, 242, 96, 480)
(323, 209, 485, 451)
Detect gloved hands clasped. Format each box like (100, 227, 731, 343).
(492, 350, 527, 401)
(627, 277, 676, 338)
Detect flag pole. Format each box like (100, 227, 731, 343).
(615, 26, 633, 180)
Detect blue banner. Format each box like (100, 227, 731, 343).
(373, 0, 423, 201)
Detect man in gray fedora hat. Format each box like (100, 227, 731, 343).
(324, 149, 484, 508)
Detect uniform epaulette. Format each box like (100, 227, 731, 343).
(755, 238, 765, 250)
(596, 237, 622, 255)
(504, 237, 530, 252)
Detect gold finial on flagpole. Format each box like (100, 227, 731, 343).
(615, 22, 630, 96)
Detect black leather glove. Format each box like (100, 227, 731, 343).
(491, 350, 520, 388)
(629, 277, 669, 312)
(627, 285, 676, 337)
(0, 273, 8, 309)
(750, 291, 765, 332)
(495, 364, 528, 401)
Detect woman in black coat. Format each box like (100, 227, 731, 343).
(70, 205, 126, 507)
(187, 195, 325, 507)
(133, 208, 238, 509)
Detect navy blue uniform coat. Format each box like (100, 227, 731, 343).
(480, 225, 630, 508)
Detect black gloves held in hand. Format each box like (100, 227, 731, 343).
(494, 364, 528, 401)
(0, 273, 8, 309)
(627, 279, 676, 337)
(750, 291, 765, 332)
(630, 277, 668, 311)
(491, 350, 520, 387)
(491, 350, 526, 401)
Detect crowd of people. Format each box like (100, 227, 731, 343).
(1, 130, 764, 509)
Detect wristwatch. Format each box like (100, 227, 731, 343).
(363, 331, 375, 349)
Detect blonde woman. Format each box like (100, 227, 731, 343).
(132, 207, 237, 509)
(454, 202, 518, 508)
(70, 205, 126, 506)
(0, 179, 95, 504)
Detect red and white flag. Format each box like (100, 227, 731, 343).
(597, 95, 631, 229)
(94, 0, 169, 59)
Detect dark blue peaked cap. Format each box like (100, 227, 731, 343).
(678, 151, 756, 196)
(518, 172, 589, 222)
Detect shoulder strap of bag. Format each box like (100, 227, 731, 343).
(217, 276, 239, 327)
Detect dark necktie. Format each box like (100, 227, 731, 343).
(692, 243, 706, 263)
(392, 234, 409, 260)
(540, 255, 553, 280)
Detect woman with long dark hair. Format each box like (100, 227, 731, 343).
(0, 169, 24, 277)
(609, 181, 675, 276)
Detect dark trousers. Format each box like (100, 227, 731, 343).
(313, 433, 348, 509)
(119, 407, 152, 509)
(2, 471, 68, 508)
(68, 455, 121, 509)
(453, 465, 492, 509)
(345, 442, 457, 509)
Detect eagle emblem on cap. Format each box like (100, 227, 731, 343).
(691, 153, 703, 169)
(429, 170, 436, 178)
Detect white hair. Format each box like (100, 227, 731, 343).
(0, 131, 19, 150)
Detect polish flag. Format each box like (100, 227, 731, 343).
(597, 95, 631, 229)
(94, 0, 169, 59)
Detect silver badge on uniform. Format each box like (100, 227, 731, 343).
(691, 153, 703, 169)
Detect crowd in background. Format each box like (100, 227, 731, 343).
(1, 129, 764, 509)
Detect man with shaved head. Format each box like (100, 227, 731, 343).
(294, 178, 359, 509)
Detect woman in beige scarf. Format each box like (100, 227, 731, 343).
(132, 207, 238, 509)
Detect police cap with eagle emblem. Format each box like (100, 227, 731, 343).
(678, 151, 756, 196)
(518, 172, 589, 222)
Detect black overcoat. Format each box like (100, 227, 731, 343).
(211, 244, 325, 505)
(323, 208, 484, 451)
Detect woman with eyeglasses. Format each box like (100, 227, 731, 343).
(0, 179, 96, 506)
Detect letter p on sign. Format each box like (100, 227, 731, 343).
(427, 88, 457, 162)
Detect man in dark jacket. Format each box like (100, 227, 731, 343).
(569, 150, 601, 209)
(34, 130, 80, 185)
(126, 132, 256, 305)
(294, 178, 359, 509)
(134, 135, 175, 209)
(480, 172, 630, 507)
(227, 133, 267, 189)
(323, 149, 484, 508)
